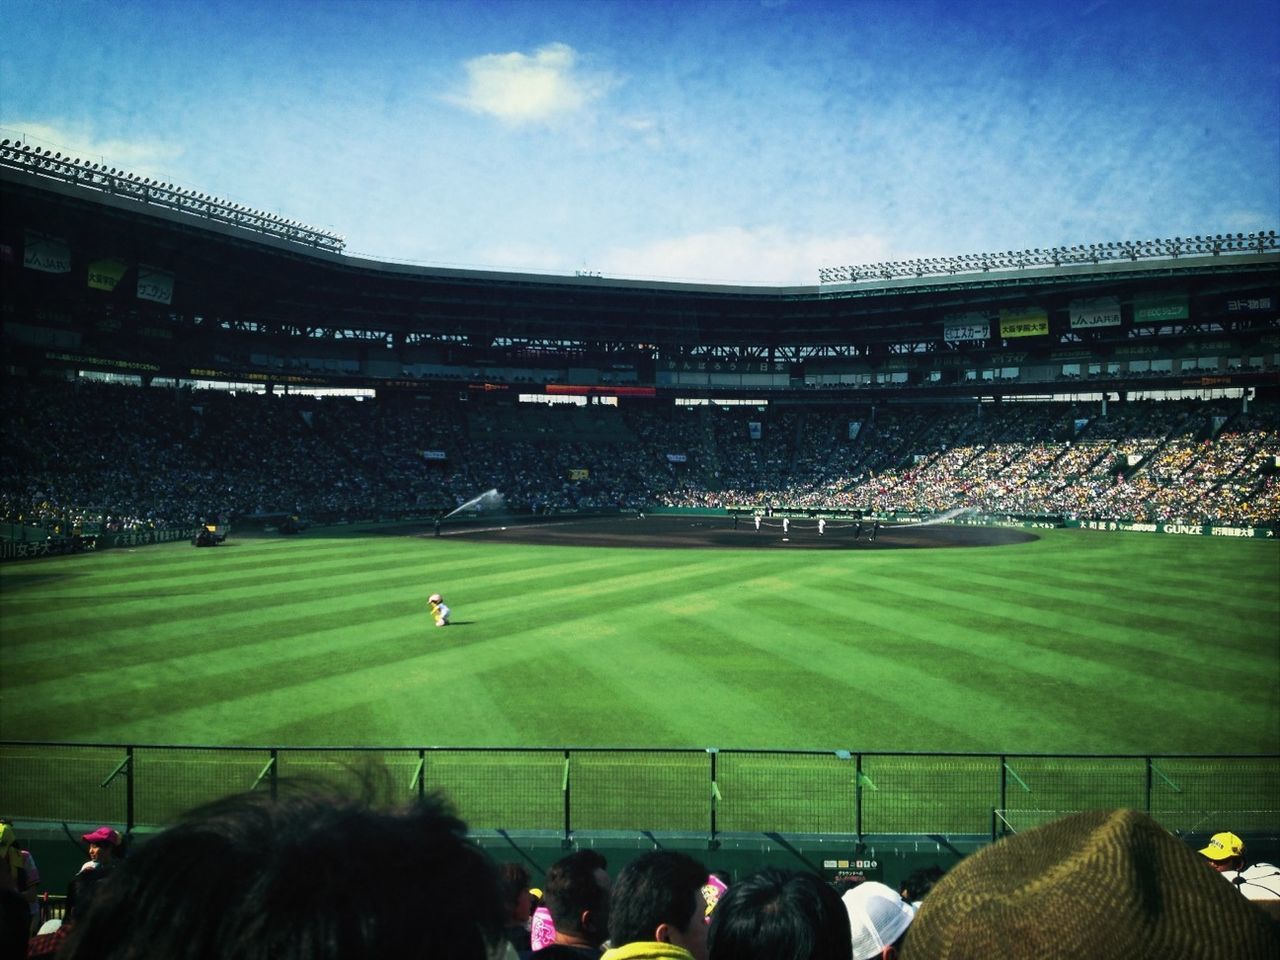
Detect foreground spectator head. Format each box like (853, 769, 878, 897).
(707, 867, 850, 960)
(1199, 830, 1247, 872)
(897, 866, 945, 907)
(607, 850, 709, 960)
(842, 881, 914, 959)
(899, 809, 1280, 960)
(545, 849, 611, 949)
(499, 861, 534, 954)
(60, 784, 508, 960)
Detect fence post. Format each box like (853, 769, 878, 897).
(562, 750, 572, 847)
(1145, 756, 1153, 815)
(100, 752, 133, 832)
(708, 748, 719, 848)
(998, 754, 1008, 838)
(410, 749, 426, 801)
(126, 745, 135, 833)
(854, 752, 863, 839)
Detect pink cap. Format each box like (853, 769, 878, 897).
(82, 827, 121, 846)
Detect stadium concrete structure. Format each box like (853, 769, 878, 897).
(3, 141, 1279, 888)
(2, 139, 1278, 408)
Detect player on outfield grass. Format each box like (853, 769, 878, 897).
(429, 593, 451, 627)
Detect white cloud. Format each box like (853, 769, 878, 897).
(594, 226, 893, 286)
(445, 42, 610, 125)
(0, 121, 184, 178)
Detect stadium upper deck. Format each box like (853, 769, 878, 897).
(2, 140, 1278, 400)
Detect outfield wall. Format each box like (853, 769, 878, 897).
(661, 507, 1279, 538)
(2, 511, 1274, 562)
(0, 526, 198, 561)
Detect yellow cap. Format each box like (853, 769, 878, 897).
(1198, 831, 1244, 861)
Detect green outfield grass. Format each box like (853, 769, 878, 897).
(2, 523, 1277, 755)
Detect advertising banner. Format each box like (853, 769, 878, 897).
(748, 421, 762, 440)
(1223, 294, 1275, 313)
(1069, 296, 1121, 329)
(665, 453, 687, 463)
(137, 265, 175, 304)
(1133, 292, 1189, 323)
(568, 468, 589, 480)
(24, 230, 71, 273)
(422, 450, 447, 460)
(88, 257, 128, 291)
(664, 359, 787, 373)
(999, 307, 1049, 338)
(943, 311, 989, 342)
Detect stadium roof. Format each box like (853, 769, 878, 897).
(3, 155, 1278, 388)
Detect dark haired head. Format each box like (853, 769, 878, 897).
(66, 866, 109, 918)
(898, 865, 946, 904)
(545, 849, 610, 944)
(609, 850, 708, 957)
(499, 861, 532, 919)
(708, 868, 851, 960)
(60, 784, 505, 960)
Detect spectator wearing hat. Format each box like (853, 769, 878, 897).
(0, 821, 24, 889)
(77, 828, 122, 875)
(604, 850, 709, 960)
(0, 819, 40, 934)
(899, 808, 1280, 960)
(539, 850, 611, 958)
(707, 867, 850, 960)
(842, 881, 914, 960)
(1199, 831, 1247, 872)
(1200, 831, 1280, 903)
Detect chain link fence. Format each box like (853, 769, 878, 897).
(3, 742, 1276, 841)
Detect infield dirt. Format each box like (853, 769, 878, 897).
(419, 514, 1038, 550)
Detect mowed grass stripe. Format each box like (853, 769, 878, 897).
(13, 551, 772, 744)
(731, 584, 1187, 754)
(829, 567, 1276, 684)
(673, 599, 999, 751)
(65, 605, 580, 745)
(2, 528, 1276, 754)
(0, 545, 661, 660)
(818, 568, 1278, 739)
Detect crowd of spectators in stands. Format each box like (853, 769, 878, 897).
(2, 379, 1278, 535)
(4, 786, 1276, 959)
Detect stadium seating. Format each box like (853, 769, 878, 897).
(2, 380, 1277, 531)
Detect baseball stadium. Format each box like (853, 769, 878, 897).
(2, 134, 1278, 891)
(2, 160, 1279, 932)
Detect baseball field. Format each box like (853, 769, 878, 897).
(2, 515, 1277, 755)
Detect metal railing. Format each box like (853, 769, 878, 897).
(4, 743, 1276, 842)
(0, 139, 344, 254)
(818, 231, 1279, 284)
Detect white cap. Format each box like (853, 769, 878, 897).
(842, 881, 915, 960)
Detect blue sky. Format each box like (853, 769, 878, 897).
(4, 0, 1277, 285)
